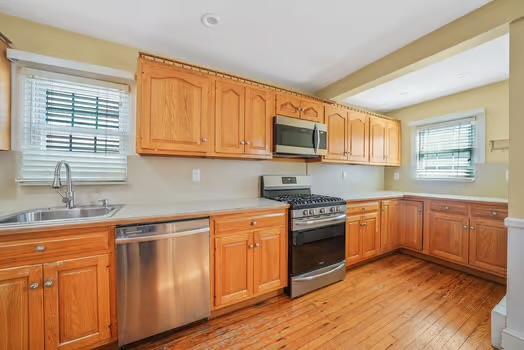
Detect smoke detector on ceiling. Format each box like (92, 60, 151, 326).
(201, 14, 220, 27)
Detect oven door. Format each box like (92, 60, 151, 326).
(274, 115, 327, 156)
(290, 221, 345, 276)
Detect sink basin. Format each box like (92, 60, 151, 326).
(0, 205, 123, 225)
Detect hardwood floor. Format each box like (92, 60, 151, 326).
(125, 254, 505, 350)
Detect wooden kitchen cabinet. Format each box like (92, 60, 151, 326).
(346, 215, 363, 265)
(385, 119, 401, 166)
(370, 116, 401, 166)
(215, 79, 246, 155)
(44, 255, 111, 350)
(244, 86, 274, 156)
(0, 33, 10, 151)
(0, 264, 44, 350)
(214, 232, 253, 307)
(428, 211, 469, 264)
(399, 200, 423, 251)
(325, 105, 348, 161)
(0, 227, 115, 350)
(212, 210, 287, 309)
(469, 218, 507, 276)
(381, 200, 401, 252)
(346, 203, 380, 266)
(347, 110, 370, 163)
(276, 93, 324, 123)
(361, 212, 380, 258)
(137, 58, 213, 155)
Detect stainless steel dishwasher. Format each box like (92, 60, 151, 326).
(116, 218, 210, 346)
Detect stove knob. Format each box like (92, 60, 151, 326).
(319, 208, 326, 214)
(330, 207, 336, 213)
(308, 209, 314, 215)
(303, 210, 309, 216)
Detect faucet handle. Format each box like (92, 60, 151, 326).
(98, 199, 109, 208)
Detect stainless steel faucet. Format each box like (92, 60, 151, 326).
(52, 161, 76, 209)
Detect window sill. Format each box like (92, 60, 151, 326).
(16, 180, 128, 186)
(415, 177, 476, 183)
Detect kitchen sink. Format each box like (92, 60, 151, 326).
(0, 204, 123, 225)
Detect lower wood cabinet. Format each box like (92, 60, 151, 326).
(428, 211, 469, 264)
(380, 200, 401, 252)
(399, 200, 423, 251)
(212, 210, 287, 309)
(346, 204, 380, 266)
(469, 218, 508, 276)
(0, 227, 114, 350)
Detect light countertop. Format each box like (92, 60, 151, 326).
(343, 191, 507, 204)
(0, 198, 288, 234)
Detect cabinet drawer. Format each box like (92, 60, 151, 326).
(470, 204, 508, 221)
(214, 210, 286, 234)
(430, 201, 467, 216)
(0, 230, 110, 266)
(348, 201, 380, 215)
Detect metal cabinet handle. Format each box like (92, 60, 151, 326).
(29, 282, 40, 289)
(463, 225, 469, 230)
(248, 244, 254, 249)
(201, 138, 208, 143)
(255, 242, 260, 248)
(251, 220, 257, 226)
(470, 226, 475, 230)
(491, 211, 498, 216)
(44, 280, 54, 288)
(35, 245, 46, 253)
(444, 206, 449, 210)
(240, 140, 246, 145)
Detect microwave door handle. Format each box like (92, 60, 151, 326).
(313, 125, 319, 154)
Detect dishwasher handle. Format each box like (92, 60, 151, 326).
(116, 227, 209, 244)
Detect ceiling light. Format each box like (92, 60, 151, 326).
(399, 91, 409, 96)
(201, 14, 220, 27)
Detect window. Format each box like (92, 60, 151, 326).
(415, 115, 481, 181)
(17, 68, 130, 183)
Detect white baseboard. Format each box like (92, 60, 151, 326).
(492, 296, 507, 348)
(502, 328, 524, 350)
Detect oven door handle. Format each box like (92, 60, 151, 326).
(295, 214, 346, 226)
(294, 262, 346, 282)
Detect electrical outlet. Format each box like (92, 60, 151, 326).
(394, 172, 400, 181)
(192, 169, 201, 182)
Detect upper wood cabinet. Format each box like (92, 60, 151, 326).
(137, 59, 212, 155)
(44, 255, 111, 350)
(215, 81, 274, 157)
(400, 200, 423, 251)
(276, 93, 324, 123)
(212, 210, 287, 309)
(325, 105, 348, 161)
(370, 117, 401, 166)
(0, 264, 44, 350)
(347, 110, 370, 163)
(244, 86, 274, 156)
(215, 80, 245, 155)
(0, 34, 10, 151)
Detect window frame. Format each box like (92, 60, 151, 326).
(408, 109, 486, 182)
(13, 66, 132, 185)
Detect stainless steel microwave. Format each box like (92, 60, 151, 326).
(274, 116, 327, 157)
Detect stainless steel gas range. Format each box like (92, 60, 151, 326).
(261, 175, 346, 298)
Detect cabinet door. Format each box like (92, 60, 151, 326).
(369, 117, 387, 164)
(385, 120, 401, 165)
(0, 265, 44, 350)
(276, 93, 300, 118)
(347, 110, 369, 163)
(469, 218, 507, 276)
(245, 87, 274, 156)
(0, 38, 10, 151)
(361, 213, 380, 258)
(381, 200, 400, 252)
(253, 226, 286, 295)
(214, 232, 253, 307)
(215, 80, 245, 154)
(300, 99, 324, 123)
(138, 60, 212, 153)
(400, 200, 423, 251)
(43, 255, 111, 350)
(428, 212, 469, 264)
(346, 215, 362, 266)
(325, 105, 348, 160)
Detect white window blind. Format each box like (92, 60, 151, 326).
(416, 117, 476, 181)
(18, 69, 129, 183)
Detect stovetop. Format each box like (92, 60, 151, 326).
(269, 194, 346, 209)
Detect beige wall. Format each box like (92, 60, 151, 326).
(0, 13, 385, 211)
(384, 81, 509, 198)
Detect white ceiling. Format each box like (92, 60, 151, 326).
(345, 34, 509, 112)
(0, 0, 490, 92)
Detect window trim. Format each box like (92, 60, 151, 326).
(12, 65, 132, 186)
(408, 108, 486, 182)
